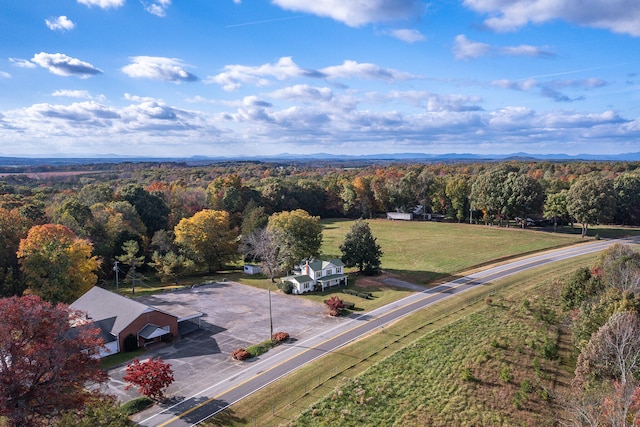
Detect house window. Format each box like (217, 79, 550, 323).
(326, 269, 332, 275)
(336, 267, 341, 273)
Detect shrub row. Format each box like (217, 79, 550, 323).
(343, 288, 372, 299)
(232, 331, 291, 361)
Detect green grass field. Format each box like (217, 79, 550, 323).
(111, 219, 611, 298)
(321, 219, 585, 284)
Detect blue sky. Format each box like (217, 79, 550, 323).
(0, 0, 639, 157)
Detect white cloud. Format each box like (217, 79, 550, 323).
(27, 101, 120, 122)
(77, 0, 125, 9)
(31, 52, 103, 78)
(453, 35, 554, 60)
(143, 0, 172, 17)
(206, 57, 324, 91)
(452, 35, 491, 60)
(271, 0, 425, 27)
(492, 77, 607, 102)
(321, 60, 418, 81)
(386, 28, 426, 43)
(491, 79, 538, 91)
(463, 0, 640, 36)
(52, 89, 107, 102)
(207, 57, 418, 91)
(52, 90, 92, 99)
(270, 84, 335, 102)
(122, 56, 198, 82)
(2, 99, 213, 146)
(45, 16, 76, 31)
(0, 71, 10, 79)
(1, 94, 638, 156)
(124, 93, 158, 103)
(426, 94, 483, 112)
(9, 58, 37, 68)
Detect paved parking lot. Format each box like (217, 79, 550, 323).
(104, 281, 346, 401)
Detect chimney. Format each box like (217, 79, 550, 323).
(305, 260, 309, 276)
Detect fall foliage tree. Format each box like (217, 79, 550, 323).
(0, 207, 29, 297)
(119, 184, 170, 237)
(174, 209, 238, 273)
(123, 357, 174, 400)
(567, 174, 616, 237)
(614, 172, 640, 226)
(325, 295, 346, 316)
(543, 190, 569, 232)
(267, 209, 322, 270)
(445, 175, 470, 222)
(17, 224, 100, 304)
(470, 167, 510, 224)
(503, 172, 545, 227)
(0, 295, 107, 426)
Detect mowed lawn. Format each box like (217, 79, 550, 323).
(321, 219, 584, 285)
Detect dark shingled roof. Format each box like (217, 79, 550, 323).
(70, 287, 175, 338)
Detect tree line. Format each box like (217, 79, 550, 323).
(0, 160, 639, 298)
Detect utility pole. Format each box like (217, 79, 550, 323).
(131, 259, 135, 295)
(113, 261, 120, 291)
(269, 286, 273, 341)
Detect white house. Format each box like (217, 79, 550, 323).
(281, 258, 348, 294)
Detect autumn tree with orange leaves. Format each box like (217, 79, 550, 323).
(17, 224, 100, 304)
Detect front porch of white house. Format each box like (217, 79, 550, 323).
(314, 273, 348, 291)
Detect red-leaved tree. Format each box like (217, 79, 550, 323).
(325, 295, 346, 317)
(0, 295, 107, 427)
(123, 357, 175, 400)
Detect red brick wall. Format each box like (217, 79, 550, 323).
(118, 310, 179, 349)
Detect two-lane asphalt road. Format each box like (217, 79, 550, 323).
(137, 237, 638, 427)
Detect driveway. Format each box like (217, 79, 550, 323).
(103, 281, 346, 401)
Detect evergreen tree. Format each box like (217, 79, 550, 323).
(116, 240, 146, 294)
(340, 220, 383, 275)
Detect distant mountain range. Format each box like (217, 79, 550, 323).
(1, 151, 640, 167)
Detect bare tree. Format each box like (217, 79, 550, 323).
(561, 386, 607, 427)
(576, 311, 640, 385)
(572, 311, 640, 427)
(598, 243, 640, 292)
(240, 228, 284, 283)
